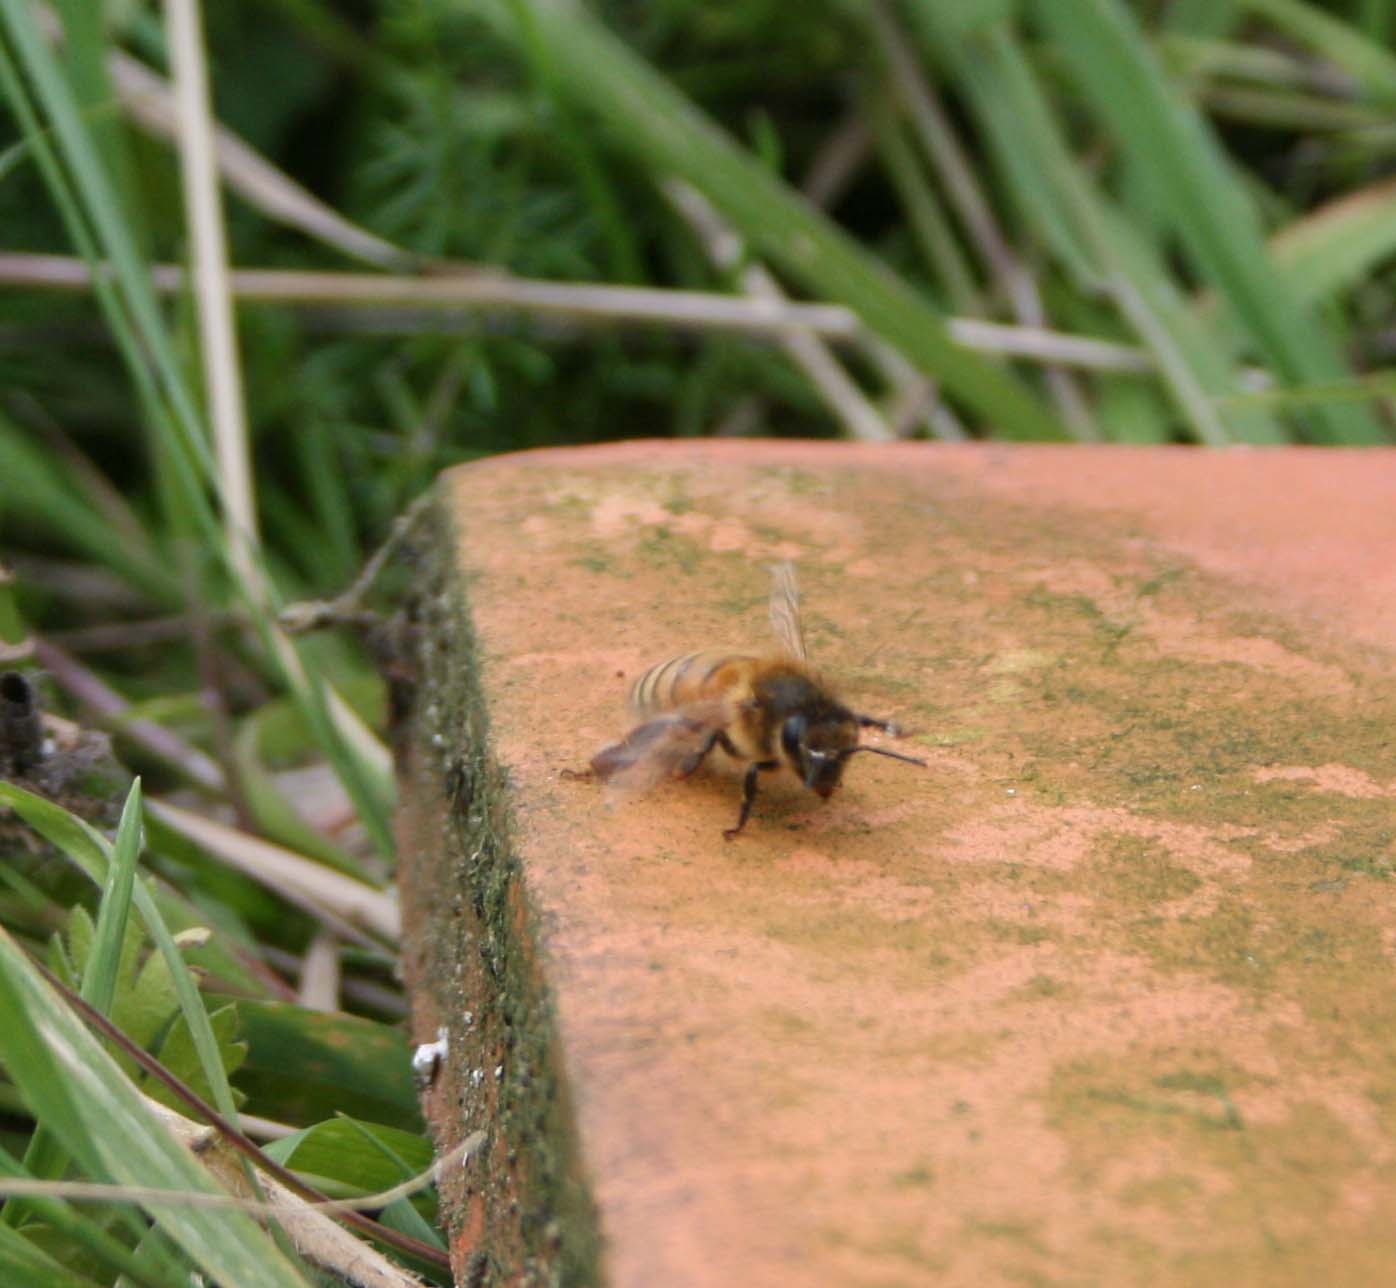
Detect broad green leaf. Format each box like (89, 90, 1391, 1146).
(262, 1117, 433, 1196)
(375, 1195, 446, 1255)
(235, 1001, 422, 1130)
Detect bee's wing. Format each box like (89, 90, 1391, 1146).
(590, 700, 730, 794)
(768, 561, 807, 661)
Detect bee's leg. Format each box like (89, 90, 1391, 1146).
(677, 730, 739, 779)
(855, 713, 902, 738)
(723, 759, 776, 841)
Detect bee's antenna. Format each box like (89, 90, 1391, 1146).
(849, 745, 926, 768)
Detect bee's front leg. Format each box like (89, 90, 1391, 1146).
(723, 759, 776, 840)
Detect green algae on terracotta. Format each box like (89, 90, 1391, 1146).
(394, 497, 601, 1287)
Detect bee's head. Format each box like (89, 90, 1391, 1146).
(782, 710, 928, 798)
(780, 712, 859, 798)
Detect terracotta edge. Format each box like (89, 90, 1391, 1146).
(394, 485, 602, 1285)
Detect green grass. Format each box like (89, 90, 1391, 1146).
(1, 0, 1394, 1281)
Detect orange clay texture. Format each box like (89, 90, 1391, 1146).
(396, 441, 1396, 1288)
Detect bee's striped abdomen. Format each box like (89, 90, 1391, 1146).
(629, 650, 752, 715)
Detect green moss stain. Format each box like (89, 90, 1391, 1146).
(1010, 973, 1072, 1002)
(1087, 833, 1203, 908)
(401, 494, 602, 1287)
(635, 524, 701, 573)
(893, 1162, 936, 1189)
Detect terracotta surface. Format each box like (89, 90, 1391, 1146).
(406, 441, 1396, 1286)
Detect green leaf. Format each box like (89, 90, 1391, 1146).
(116, 937, 183, 1056)
(472, 0, 1066, 440)
(146, 1003, 248, 1114)
(1272, 178, 1396, 309)
(0, 784, 247, 1128)
(0, 1220, 103, 1288)
(263, 1117, 433, 1196)
(233, 715, 367, 878)
(1035, 0, 1387, 443)
(59, 907, 176, 1074)
(375, 1194, 446, 1255)
(83, 779, 142, 1018)
(235, 1001, 422, 1130)
(0, 926, 307, 1286)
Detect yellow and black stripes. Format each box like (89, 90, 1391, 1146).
(629, 650, 750, 715)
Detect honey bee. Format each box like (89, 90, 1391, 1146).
(585, 563, 925, 839)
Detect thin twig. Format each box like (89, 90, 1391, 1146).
(666, 179, 895, 441)
(47, 612, 233, 654)
(33, 637, 226, 791)
(280, 487, 437, 635)
(146, 798, 401, 946)
(800, 107, 872, 209)
(0, 253, 1155, 373)
(297, 930, 341, 1012)
(866, 0, 1100, 438)
(0, 1123, 482, 1217)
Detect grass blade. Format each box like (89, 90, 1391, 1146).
(0, 784, 247, 1130)
(0, 1138, 190, 1287)
(472, 0, 1066, 439)
(1036, 0, 1387, 443)
(7, 781, 148, 1224)
(0, 1219, 102, 1288)
(84, 779, 143, 1016)
(0, 927, 307, 1287)
(1271, 175, 1396, 308)
(0, 5, 396, 855)
(1243, 0, 1396, 106)
(905, 10, 1284, 443)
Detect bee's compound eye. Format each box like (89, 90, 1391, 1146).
(780, 715, 807, 762)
